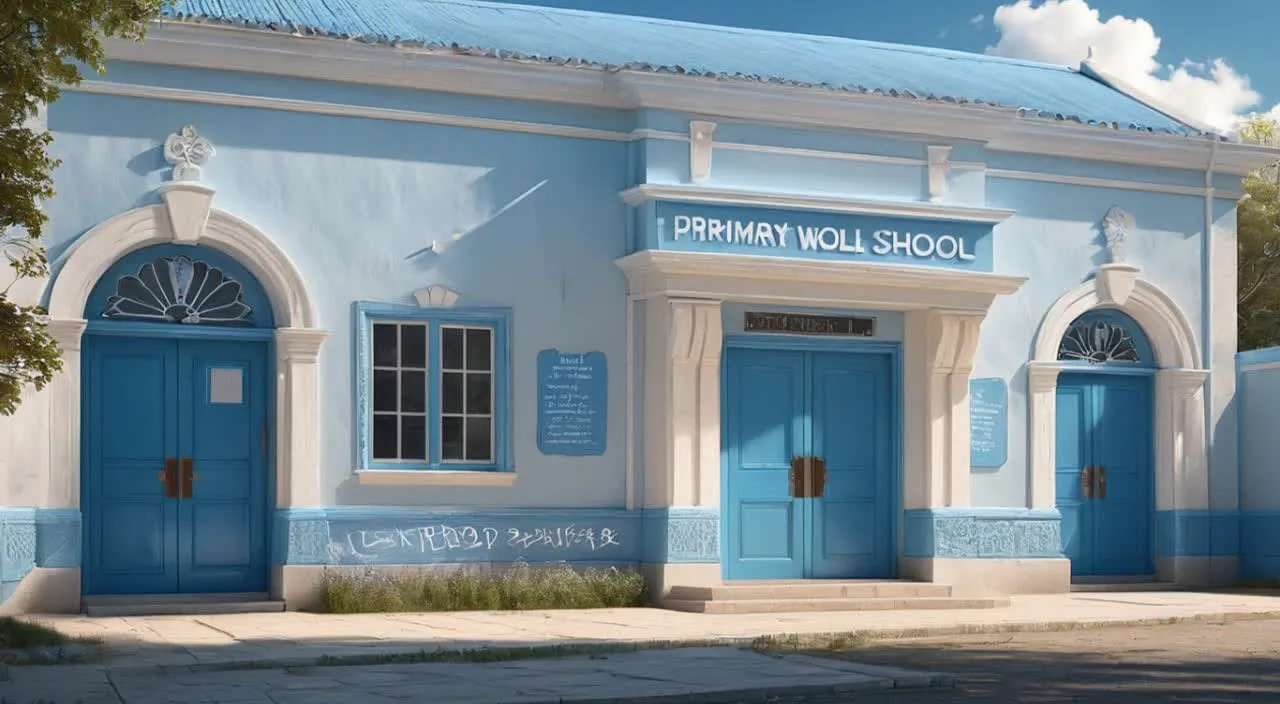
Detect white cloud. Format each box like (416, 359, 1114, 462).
(984, 0, 1273, 133)
(969, 13, 985, 26)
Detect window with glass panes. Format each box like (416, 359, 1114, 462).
(369, 321, 495, 464)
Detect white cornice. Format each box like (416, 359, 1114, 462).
(988, 168, 1243, 200)
(620, 184, 1016, 224)
(103, 23, 1280, 175)
(616, 250, 1028, 297)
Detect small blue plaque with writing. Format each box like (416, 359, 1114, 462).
(537, 349, 607, 456)
(970, 378, 1008, 469)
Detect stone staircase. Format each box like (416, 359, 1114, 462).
(82, 592, 286, 617)
(661, 580, 1010, 614)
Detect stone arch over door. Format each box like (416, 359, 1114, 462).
(1026, 272, 1209, 553)
(42, 179, 328, 526)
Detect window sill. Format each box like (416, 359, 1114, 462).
(355, 469, 518, 487)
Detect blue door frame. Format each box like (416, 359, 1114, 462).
(1055, 370, 1155, 578)
(721, 334, 901, 581)
(81, 322, 274, 596)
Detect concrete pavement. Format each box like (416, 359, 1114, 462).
(19, 590, 1280, 671)
(0, 647, 954, 704)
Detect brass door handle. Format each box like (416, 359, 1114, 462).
(1095, 466, 1107, 499)
(790, 456, 804, 498)
(1080, 466, 1093, 499)
(160, 457, 179, 498)
(179, 457, 196, 499)
(812, 457, 827, 498)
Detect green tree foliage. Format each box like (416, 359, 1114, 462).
(1237, 114, 1280, 351)
(0, 0, 167, 415)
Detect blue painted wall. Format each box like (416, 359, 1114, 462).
(38, 58, 1234, 572)
(1236, 348, 1280, 580)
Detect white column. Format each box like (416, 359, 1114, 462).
(903, 309, 983, 510)
(666, 298, 722, 508)
(1026, 363, 1060, 510)
(45, 318, 87, 509)
(1159, 369, 1209, 512)
(275, 327, 327, 508)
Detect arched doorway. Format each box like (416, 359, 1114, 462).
(80, 245, 275, 595)
(1053, 309, 1156, 578)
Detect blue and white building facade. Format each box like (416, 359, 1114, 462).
(0, 0, 1276, 612)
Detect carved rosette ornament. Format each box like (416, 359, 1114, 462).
(1101, 206, 1133, 264)
(163, 125, 215, 181)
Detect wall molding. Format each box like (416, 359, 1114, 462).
(989, 167, 1242, 201)
(70, 81, 1241, 200)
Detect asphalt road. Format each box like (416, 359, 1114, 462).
(775, 618, 1280, 703)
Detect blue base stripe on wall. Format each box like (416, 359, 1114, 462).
(1241, 512, 1280, 580)
(904, 508, 1063, 559)
(0, 508, 81, 603)
(1154, 510, 1240, 558)
(274, 507, 722, 566)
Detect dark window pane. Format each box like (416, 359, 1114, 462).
(442, 372, 464, 414)
(465, 417, 492, 461)
(400, 371, 426, 413)
(373, 324, 398, 367)
(466, 328, 492, 370)
(373, 370, 398, 412)
(442, 416, 464, 460)
(442, 327, 464, 369)
(400, 325, 427, 368)
(466, 373, 491, 414)
(400, 415, 426, 460)
(372, 414, 398, 459)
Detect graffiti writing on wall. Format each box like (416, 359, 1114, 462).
(329, 523, 623, 563)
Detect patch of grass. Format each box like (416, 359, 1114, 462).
(0, 618, 68, 649)
(318, 563, 648, 613)
(314, 639, 716, 667)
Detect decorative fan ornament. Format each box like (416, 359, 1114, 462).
(1058, 319, 1140, 364)
(103, 255, 252, 325)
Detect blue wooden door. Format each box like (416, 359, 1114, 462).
(83, 336, 268, 595)
(1055, 373, 1153, 577)
(723, 348, 807, 580)
(724, 347, 894, 580)
(809, 352, 893, 578)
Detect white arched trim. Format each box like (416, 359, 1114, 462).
(1026, 271, 1209, 584)
(42, 184, 327, 530)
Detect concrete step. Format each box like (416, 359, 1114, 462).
(662, 595, 1011, 614)
(669, 580, 953, 602)
(83, 592, 285, 617)
(1071, 582, 1180, 593)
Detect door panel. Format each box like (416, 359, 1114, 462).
(1090, 376, 1153, 576)
(724, 348, 807, 580)
(809, 352, 893, 578)
(84, 337, 180, 595)
(1055, 373, 1153, 578)
(177, 340, 269, 592)
(724, 346, 895, 580)
(83, 334, 267, 596)
(1054, 381, 1091, 576)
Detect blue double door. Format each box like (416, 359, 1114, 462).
(723, 347, 894, 580)
(82, 335, 269, 595)
(1055, 373, 1154, 577)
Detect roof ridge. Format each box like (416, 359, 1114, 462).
(412, 0, 1077, 73)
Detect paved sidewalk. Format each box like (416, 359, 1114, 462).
(0, 647, 953, 704)
(25, 590, 1280, 671)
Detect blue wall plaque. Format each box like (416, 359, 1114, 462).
(970, 377, 1008, 469)
(537, 349, 607, 456)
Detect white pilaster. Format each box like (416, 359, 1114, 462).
(45, 319, 87, 509)
(1026, 363, 1060, 510)
(665, 298, 722, 508)
(275, 327, 327, 508)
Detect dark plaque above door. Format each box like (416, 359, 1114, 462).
(744, 312, 875, 337)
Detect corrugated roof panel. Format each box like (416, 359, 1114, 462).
(163, 0, 1202, 136)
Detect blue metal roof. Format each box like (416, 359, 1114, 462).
(164, 0, 1205, 136)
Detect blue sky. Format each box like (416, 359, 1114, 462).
(501, 0, 1277, 131)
